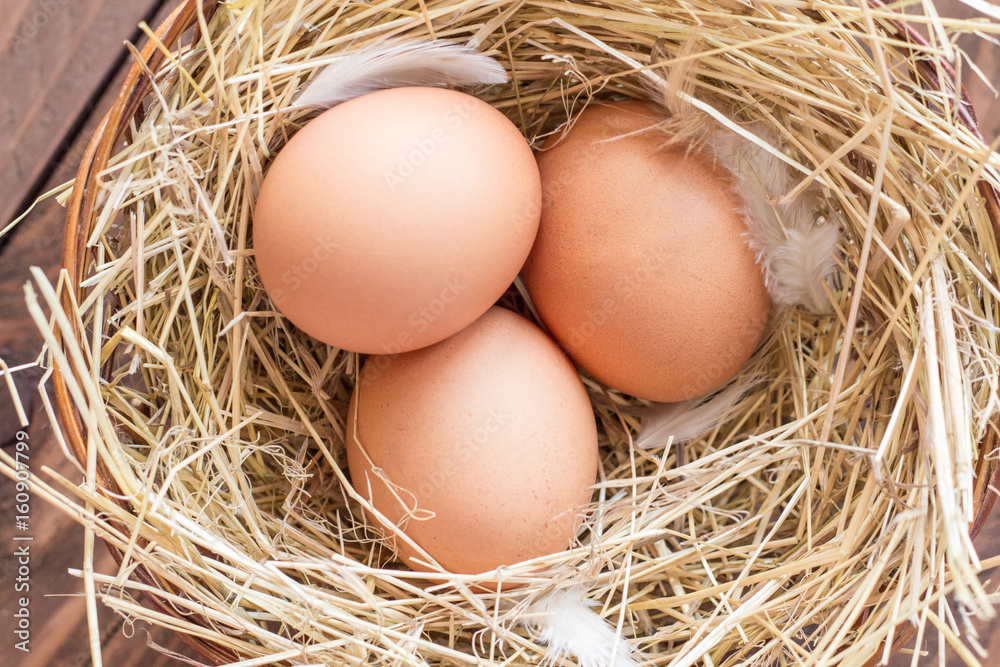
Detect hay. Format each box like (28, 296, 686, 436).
(3, 0, 1000, 664)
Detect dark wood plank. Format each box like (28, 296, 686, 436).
(944, 0, 1000, 142)
(0, 0, 165, 227)
(0, 0, 166, 448)
(0, 213, 204, 654)
(886, 517, 1000, 666)
(0, 198, 58, 446)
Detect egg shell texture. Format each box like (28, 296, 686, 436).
(346, 307, 598, 575)
(253, 87, 541, 354)
(523, 101, 771, 402)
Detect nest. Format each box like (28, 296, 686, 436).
(11, 0, 1000, 664)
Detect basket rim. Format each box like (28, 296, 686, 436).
(50, 0, 1000, 664)
(53, 3, 233, 663)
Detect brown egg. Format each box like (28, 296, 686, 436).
(523, 101, 771, 403)
(253, 87, 541, 354)
(346, 307, 598, 576)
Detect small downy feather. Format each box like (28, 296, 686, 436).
(525, 588, 641, 667)
(707, 121, 842, 313)
(294, 40, 508, 109)
(649, 73, 842, 314)
(766, 222, 842, 314)
(636, 373, 760, 449)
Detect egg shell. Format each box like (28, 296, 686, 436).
(523, 101, 771, 403)
(346, 307, 598, 576)
(253, 87, 541, 354)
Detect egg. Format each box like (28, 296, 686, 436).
(523, 101, 771, 403)
(346, 307, 598, 575)
(254, 87, 541, 354)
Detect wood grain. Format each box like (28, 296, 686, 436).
(0, 0, 166, 448)
(0, 0, 166, 227)
(0, 0, 998, 665)
(944, 0, 1000, 140)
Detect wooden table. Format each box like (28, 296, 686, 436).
(1, 1, 998, 665)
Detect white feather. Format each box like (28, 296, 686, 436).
(636, 373, 759, 449)
(294, 40, 508, 108)
(525, 588, 641, 667)
(766, 222, 842, 313)
(707, 122, 842, 313)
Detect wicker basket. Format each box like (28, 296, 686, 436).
(48, 0, 1000, 665)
